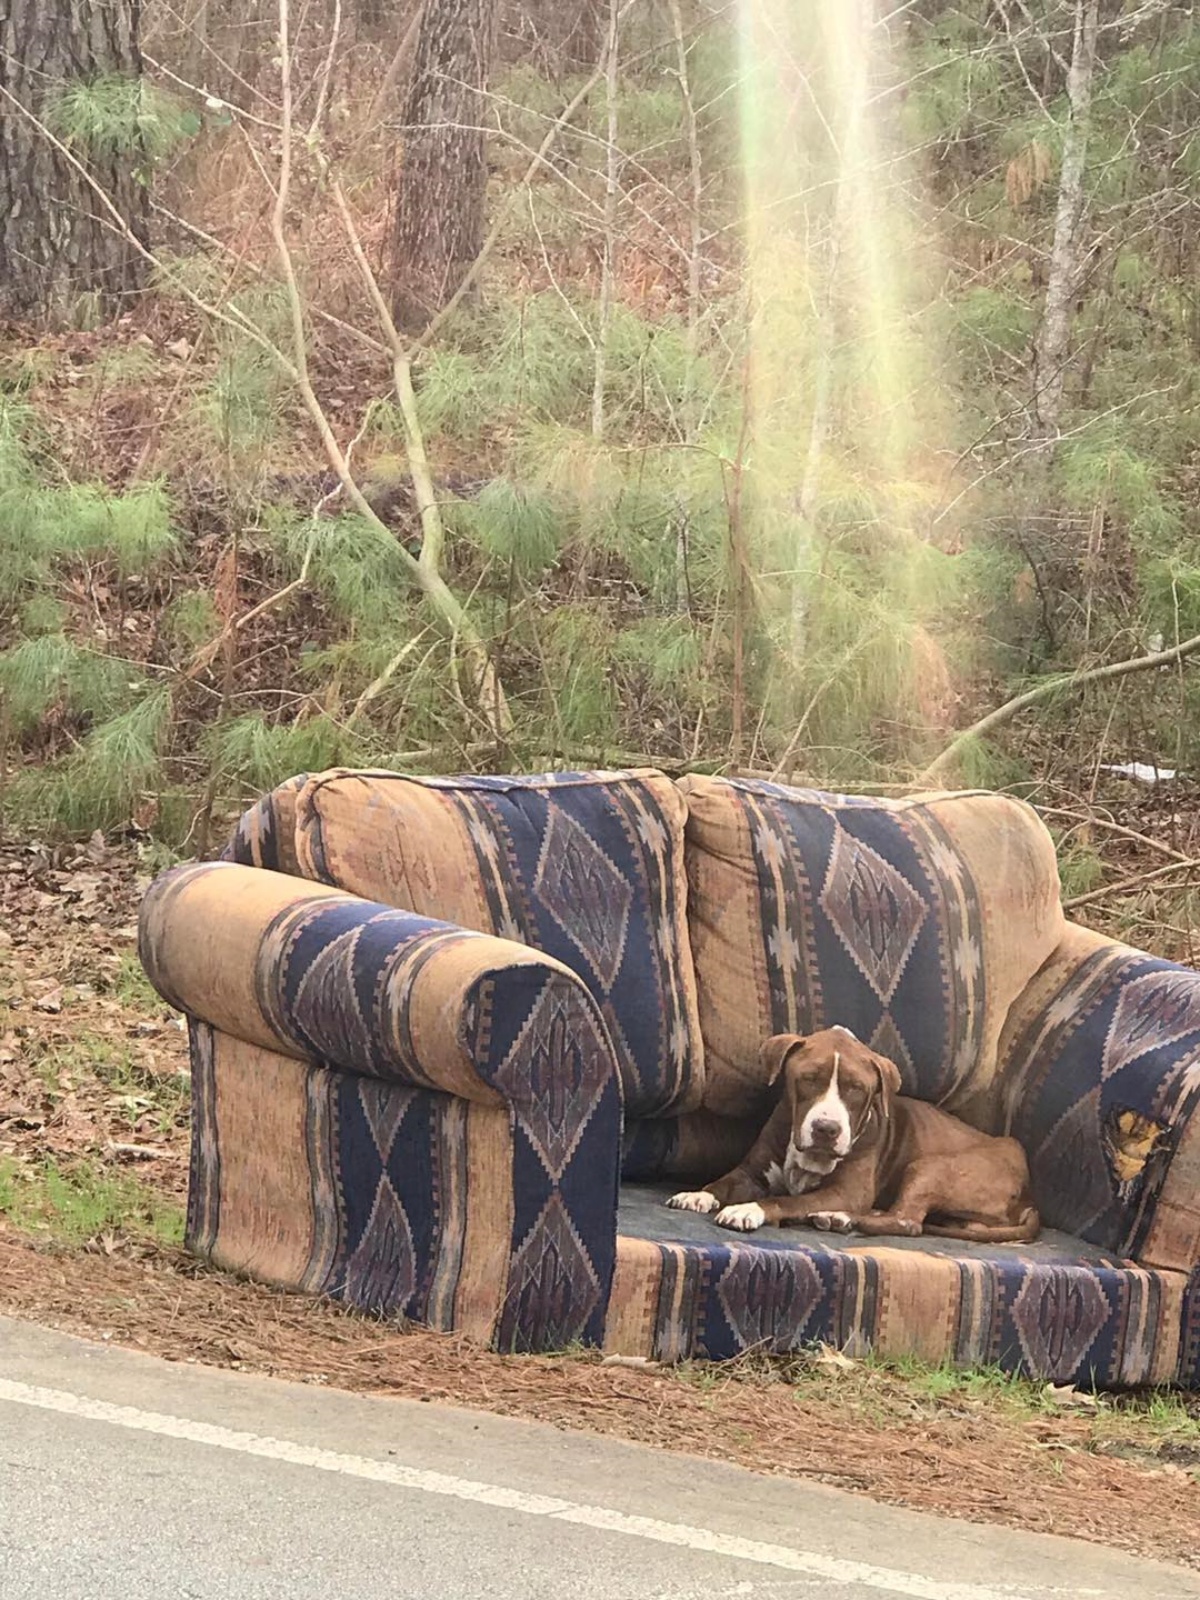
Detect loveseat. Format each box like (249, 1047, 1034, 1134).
(138, 769, 1200, 1386)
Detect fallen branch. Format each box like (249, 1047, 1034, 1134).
(348, 633, 434, 723)
(920, 631, 1200, 783)
(1039, 806, 1195, 866)
(106, 1143, 170, 1162)
(1064, 857, 1200, 912)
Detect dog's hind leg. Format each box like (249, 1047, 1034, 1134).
(855, 1155, 1039, 1242)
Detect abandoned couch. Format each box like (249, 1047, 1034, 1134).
(138, 769, 1200, 1387)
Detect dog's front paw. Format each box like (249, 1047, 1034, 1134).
(714, 1202, 765, 1232)
(810, 1210, 854, 1233)
(666, 1190, 719, 1214)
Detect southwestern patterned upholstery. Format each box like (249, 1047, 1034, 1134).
(997, 923, 1200, 1269)
(678, 776, 1064, 1122)
(139, 768, 1200, 1388)
(140, 860, 621, 1350)
(283, 768, 701, 1120)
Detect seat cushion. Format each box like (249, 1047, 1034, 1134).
(679, 775, 1064, 1122)
(292, 768, 703, 1118)
(606, 1182, 1188, 1386)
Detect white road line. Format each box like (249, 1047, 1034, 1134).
(0, 1376, 1073, 1600)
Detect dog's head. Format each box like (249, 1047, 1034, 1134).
(762, 1027, 902, 1184)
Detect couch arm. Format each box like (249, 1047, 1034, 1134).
(141, 860, 621, 1107)
(140, 862, 623, 1348)
(220, 774, 309, 875)
(997, 922, 1200, 1270)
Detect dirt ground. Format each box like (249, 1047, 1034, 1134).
(2, 829, 1200, 1571)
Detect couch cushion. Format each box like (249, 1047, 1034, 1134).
(679, 775, 1064, 1121)
(292, 768, 702, 1118)
(606, 1181, 1188, 1386)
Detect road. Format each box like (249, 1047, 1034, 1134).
(0, 1316, 1194, 1600)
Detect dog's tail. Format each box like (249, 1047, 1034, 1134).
(922, 1205, 1041, 1245)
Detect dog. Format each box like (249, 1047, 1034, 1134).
(667, 1027, 1039, 1242)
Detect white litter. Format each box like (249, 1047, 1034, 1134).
(1099, 762, 1180, 784)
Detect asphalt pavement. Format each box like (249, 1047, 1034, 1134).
(0, 1315, 1195, 1600)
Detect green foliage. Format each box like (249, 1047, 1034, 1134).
(61, 481, 177, 576)
(613, 616, 702, 692)
(1142, 556, 1200, 643)
(0, 402, 178, 604)
(458, 479, 562, 576)
(269, 511, 418, 632)
(420, 296, 717, 444)
(1058, 841, 1105, 901)
(0, 635, 142, 736)
(47, 76, 198, 167)
(952, 287, 1036, 364)
(949, 736, 1031, 792)
(1056, 434, 1181, 546)
(12, 687, 172, 833)
(542, 606, 618, 745)
(594, 85, 681, 154)
(150, 249, 228, 304)
(13, 0, 1200, 839)
(197, 346, 286, 462)
(206, 714, 363, 794)
(19, 594, 67, 637)
(163, 590, 220, 650)
(901, 36, 1003, 146)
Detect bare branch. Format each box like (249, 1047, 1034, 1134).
(920, 632, 1200, 784)
(1064, 858, 1200, 913)
(592, 0, 621, 440)
(307, 0, 343, 142)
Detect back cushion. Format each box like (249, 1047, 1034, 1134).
(680, 775, 1064, 1121)
(292, 768, 703, 1118)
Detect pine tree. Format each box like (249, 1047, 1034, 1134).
(0, 0, 148, 326)
(389, 0, 500, 332)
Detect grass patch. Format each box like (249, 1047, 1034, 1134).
(105, 951, 162, 1011)
(674, 1343, 1200, 1457)
(0, 1155, 183, 1248)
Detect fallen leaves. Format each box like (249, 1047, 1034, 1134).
(0, 835, 189, 1186)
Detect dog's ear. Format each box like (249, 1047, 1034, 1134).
(870, 1051, 903, 1099)
(761, 1033, 806, 1085)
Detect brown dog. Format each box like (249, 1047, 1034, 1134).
(667, 1027, 1039, 1242)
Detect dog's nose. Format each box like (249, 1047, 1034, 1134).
(810, 1117, 842, 1143)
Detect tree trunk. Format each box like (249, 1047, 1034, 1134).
(0, 0, 148, 328)
(1031, 0, 1100, 444)
(389, 0, 499, 334)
